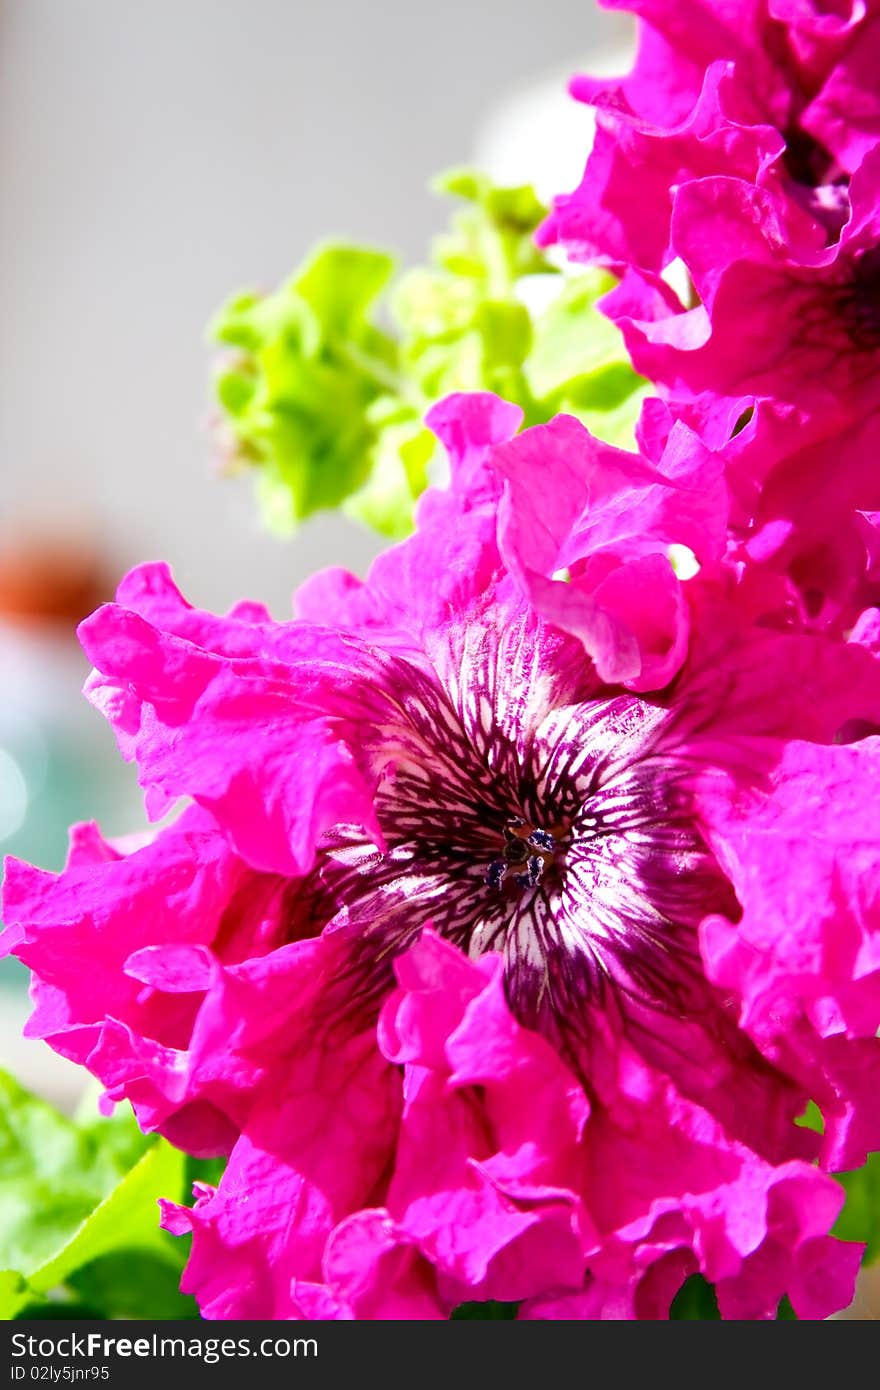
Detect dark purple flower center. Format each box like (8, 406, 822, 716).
(782, 125, 839, 192)
(486, 818, 562, 891)
(314, 625, 738, 1061)
(834, 245, 880, 349)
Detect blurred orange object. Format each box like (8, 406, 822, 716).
(0, 534, 112, 629)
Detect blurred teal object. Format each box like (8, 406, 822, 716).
(0, 620, 143, 1103)
(0, 620, 143, 970)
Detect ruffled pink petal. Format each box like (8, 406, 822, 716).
(0, 807, 319, 1152)
(164, 1033, 401, 1319)
(575, 1044, 860, 1320)
(540, 61, 783, 273)
(487, 411, 726, 688)
(79, 594, 391, 875)
(695, 735, 880, 1168)
(317, 1211, 447, 1320)
(380, 934, 592, 1303)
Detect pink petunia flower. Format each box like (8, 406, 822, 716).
(541, 0, 880, 274)
(597, 158, 880, 623)
(162, 933, 863, 1321)
(3, 395, 878, 1319)
(539, 2, 880, 628)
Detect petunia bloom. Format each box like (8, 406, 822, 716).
(596, 156, 880, 620)
(541, 0, 880, 275)
(3, 394, 878, 1319)
(539, 2, 880, 629)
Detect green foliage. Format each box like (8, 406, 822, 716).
(0, 1070, 207, 1319)
(798, 1098, 880, 1267)
(795, 1099, 825, 1133)
(669, 1274, 721, 1320)
(450, 1300, 520, 1320)
(669, 1276, 800, 1320)
(210, 168, 643, 539)
(833, 1151, 880, 1265)
(212, 245, 399, 532)
(450, 1279, 805, 1320)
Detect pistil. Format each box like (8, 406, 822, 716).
(486, 817, 560, 891)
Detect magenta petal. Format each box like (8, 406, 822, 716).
(319, 1211, 446, 1320)
(488, 411, 725, 688)
(169, 1036, 401, 1319)
(696, 735, 880, 1168)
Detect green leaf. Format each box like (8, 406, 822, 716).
(526, 272, 620, 398)
(294, 244, 396, 335)
(669, 1274, 721, 1319)
(345, 416, 434, 539)
(475, 301, 532, 375)
(0, 1070, 193, 1319)
(28, 1136, 184, 1295)
(450, 1300, 520, 1320)
(670, 1277, 801, 1320)
(210, 243, 402, 530)
(795, 1099, 825, 1133)
(67, 1251, 199, 1320)
(0, 1271, 30, 1319)
(576, 385, 650, 451)
(12, 1299, 105, 1320)
(833, 1151, 880, 1265)
(0, 1070, 145, 1279)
